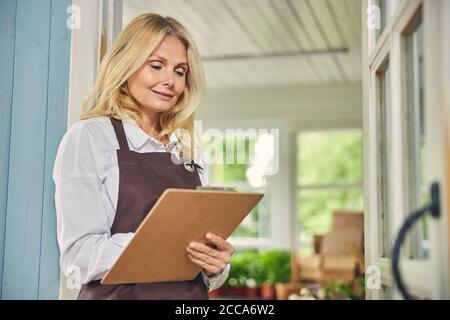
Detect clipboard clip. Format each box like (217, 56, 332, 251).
(196, 186, 238, 192)
(184, 159, 203, 173)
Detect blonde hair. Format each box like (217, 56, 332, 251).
(81, 13, 205, 159)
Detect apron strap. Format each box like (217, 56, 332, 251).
(110, 118, 130, 151)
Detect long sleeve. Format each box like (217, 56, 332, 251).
(197, 151, 230, 291)
(53, 122, 134, 285)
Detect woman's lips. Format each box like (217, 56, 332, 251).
(151, 89, 174, 100)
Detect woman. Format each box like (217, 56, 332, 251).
(53, 13, 233, 300)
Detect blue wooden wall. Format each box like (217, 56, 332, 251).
(0, 0, 71, 299)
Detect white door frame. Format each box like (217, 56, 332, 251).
(60, 0, 122, 300)
(67, 0, 122, 127)
(362, 0, 449, 299)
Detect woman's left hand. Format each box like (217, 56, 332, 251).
(186, 232, 234, 277)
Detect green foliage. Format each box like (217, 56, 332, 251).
(299, 189, 364, 234)
(298, 131, 363, 185)
(260, 250, 291, 284)
(325, 276, 365, 300)
(225, 251, 253, 287)
(225, 250, 291, 287)
(297, 131, 364, 254)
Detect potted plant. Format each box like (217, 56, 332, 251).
(223, 252, 248, 297)
(243, 251, 264, 298)
(324, 276, 365, 300)
(260, 250, 291, 299)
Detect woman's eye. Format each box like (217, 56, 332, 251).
(175, 70, 185, 77)
(150, 64, 162, 70)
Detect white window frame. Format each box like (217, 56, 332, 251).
(363, 0, 450, 299)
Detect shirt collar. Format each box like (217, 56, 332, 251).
(122, 117, 179, 150)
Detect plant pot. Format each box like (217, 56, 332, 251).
(260, 283, 276, 300)
(219, 286, 231, 297)
(229, 286, 247, 297)
(245, 286, 260, 299)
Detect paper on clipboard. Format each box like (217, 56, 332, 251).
(101, 188, 263, 285)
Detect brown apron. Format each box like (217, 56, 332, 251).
(77, 118, 209, 300)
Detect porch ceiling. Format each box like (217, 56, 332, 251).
(123, 0, 362, 89)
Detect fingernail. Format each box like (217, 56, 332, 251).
(206, 233, 212, 239)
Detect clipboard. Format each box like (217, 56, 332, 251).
(101, 188, 264, 285)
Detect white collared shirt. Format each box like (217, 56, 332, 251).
(53, 116, 229, 291)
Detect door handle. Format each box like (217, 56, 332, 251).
(392, 182, 441, 300)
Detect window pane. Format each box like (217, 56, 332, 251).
(232, 190, 270, 238)
(207, 136, 255, 184)
(404, 17, 428, 259)
(297, 131, 363, 185)
(375, 0, 389, 42)
(298, 188, 364, 255)
(204, 134, 271, 239)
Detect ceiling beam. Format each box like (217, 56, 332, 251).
(202, 47, 348, 61)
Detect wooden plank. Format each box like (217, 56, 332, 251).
(184, 0, 261, 89)
(151, 0, 213, 56)
(2, 0, 51, 299)
(254, 0, 298, 51)
(0, 0, 17, 299)
(186, 0, 252, 85)
(282, 0, 315, 50)
(269, 0, 338, 84)
(290, 0, 334, 82)
(305, 0, 349, 83)
(186, 0, 236, 56)
(291, 0, 327, 50)
(209, 0, 273, 85)
(200, 0, 257, 55)
(225, 0, 275, 52)
(328, 0, 360, 46)
(307, 0, 344, 48)
(38, 0, 71, 300)
(345, 0, 362, 40)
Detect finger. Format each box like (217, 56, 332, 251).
(187, 254, 222, 275)
(205, 233, 234, 254)
(188, 242, 222, 259)
(186, 247, 227, 269)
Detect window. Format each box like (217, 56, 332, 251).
(364, 0, 449, 299)
(297, 130, 364, 256)
(202, 133, 272, 241)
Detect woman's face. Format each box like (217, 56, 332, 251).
(127, 36, 188, 114)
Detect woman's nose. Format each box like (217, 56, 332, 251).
(162, 71, 175, 87)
